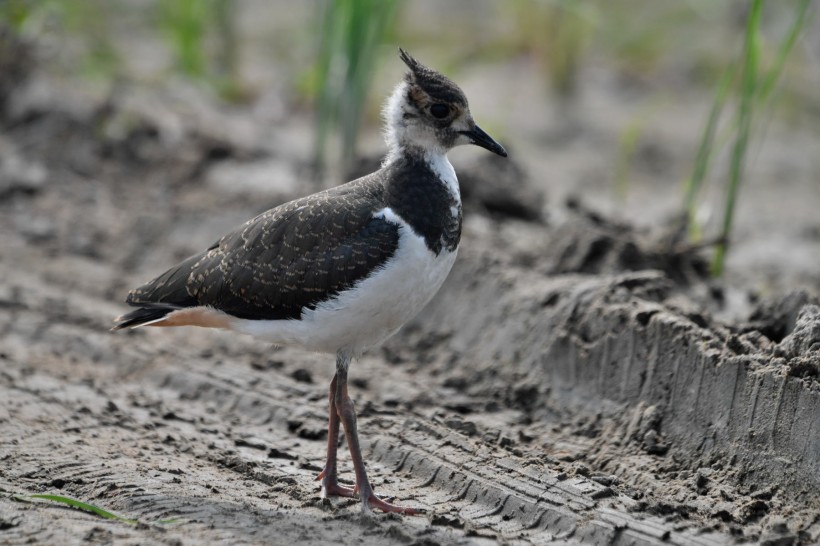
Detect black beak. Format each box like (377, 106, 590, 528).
(460, 124, 507, 157)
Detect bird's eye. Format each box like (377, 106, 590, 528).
(429, 103, 449, 119)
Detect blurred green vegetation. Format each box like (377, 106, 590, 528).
(0, 0, 120, 79)
(2, 1, 812, 123)
(158, 0, 212, 79)
(308, 0, 399, 178)
(0, 0, 243, 96)
(501, 2, 735, 95)
(0, 0, 33, 31)
(508, 0, 594, 99)
(1, 0, 816, 275)
(613, 98, 667, 200)
(158, 0, 244, 100)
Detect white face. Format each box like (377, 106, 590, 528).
(383, 82, 475, 156)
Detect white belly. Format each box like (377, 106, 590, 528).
(230, 208, 458, 355)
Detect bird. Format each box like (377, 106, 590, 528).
(113, 48, 507, 515)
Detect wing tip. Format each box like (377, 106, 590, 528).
(111, 303, 180, 331)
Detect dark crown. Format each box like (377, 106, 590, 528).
(398, 48, 468, 107)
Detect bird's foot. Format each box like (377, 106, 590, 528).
(317, 468, 356, 498)
(357, 483, 425, 515)
(318, 470, 424, 515)
(359, 490, 425, 516)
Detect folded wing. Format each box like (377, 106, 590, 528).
(116, 179, 399, 328)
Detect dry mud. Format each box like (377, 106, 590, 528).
(1, 72, 820, 544)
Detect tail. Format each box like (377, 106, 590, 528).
(112, 252, 205, 331)
(111, 303, 183, 331)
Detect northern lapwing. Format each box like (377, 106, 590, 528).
(113, 48, 507, 514)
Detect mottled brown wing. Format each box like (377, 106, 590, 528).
(126, 178, 399, 321)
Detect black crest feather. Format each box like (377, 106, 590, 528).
(397, 48, 467, 107)
(398, 47, 421, 71)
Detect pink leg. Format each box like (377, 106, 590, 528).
(333, 353, 423, 515)
(317, 373, 356, 498)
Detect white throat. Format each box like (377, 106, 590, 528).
(382, 82, 460, 205)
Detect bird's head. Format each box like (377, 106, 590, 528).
(383, 48, 507, 160)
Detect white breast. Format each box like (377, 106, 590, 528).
(230, 208, 458, 356)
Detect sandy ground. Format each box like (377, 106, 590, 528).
(1, 31, 820, 545)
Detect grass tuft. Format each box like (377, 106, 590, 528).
(682, 0, 813, 276)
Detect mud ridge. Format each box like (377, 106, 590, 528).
(388, 243, 820, 539)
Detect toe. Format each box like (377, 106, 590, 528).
(363, 492, 424, 515)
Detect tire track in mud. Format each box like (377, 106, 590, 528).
(367, 419, 727, 544)
(146, 365, 724, 544)
(1, 361, 728, 545)
(2, 236, 815, 543)
(0, 276, 730, 544)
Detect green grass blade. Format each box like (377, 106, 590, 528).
(311, 0, 342, 174)
(683, 63, 735, 235)
(27, 494, 138, 524)
(15, 493, 180, 525)
(745, 0, 813, 161)
(757, 0, 812, 105)
(711, 0, 762, 277)
(339, 0, 398, 166)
